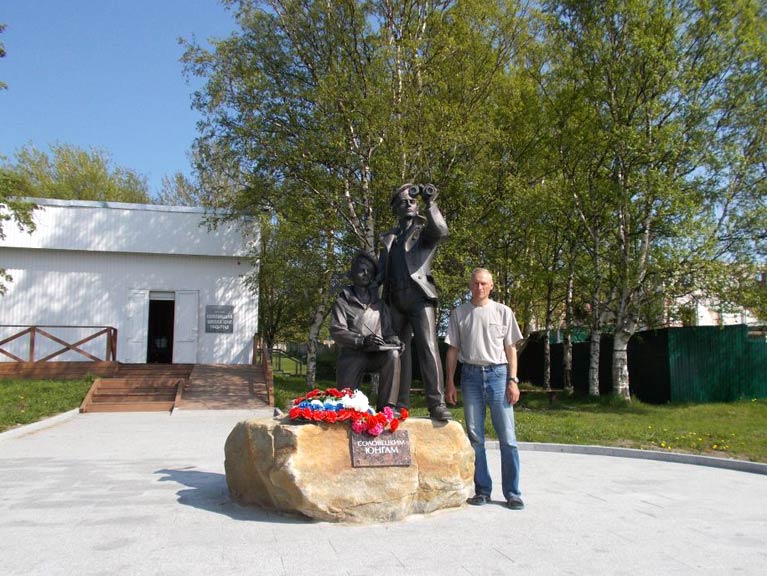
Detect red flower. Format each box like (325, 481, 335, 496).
(399, 408, 409, 420)
(337, 409, 353, 421)
(300, 407, 313, 420)
(306, 389, 321, 399)
(390, 419, 400, 432)
(324, 411, 338, 423)
(311, 409, 325, 422)
(288, 406, 301, 419)
(292, 396, 305, 405)
(326, 388, 344, 398)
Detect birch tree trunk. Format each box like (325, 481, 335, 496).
(612, 329, 632, 400)
(542, 329, 551, 390)
(543, 278, 554, 390)
(563, 265, 574, 394)
(588, 325, 601, 396)
(304, 302, 329, 389)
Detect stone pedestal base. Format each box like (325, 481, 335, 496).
(224, 416, 473, 523)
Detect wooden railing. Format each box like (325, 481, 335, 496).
(253, 334, 274, 406)
(0, 325, 117, 363)
(270, 349, 306, 376)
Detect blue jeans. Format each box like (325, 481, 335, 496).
(461, 363, 521, 499)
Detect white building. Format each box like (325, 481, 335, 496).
(668, 291, 762, 327)
(0, 198, 259, 364)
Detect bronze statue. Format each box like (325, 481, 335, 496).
(329, 252, 402, 411)
(378, 183, 451, 421)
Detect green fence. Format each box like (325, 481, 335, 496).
(666, 325, 767, 402)
(520, 325, 767, 403)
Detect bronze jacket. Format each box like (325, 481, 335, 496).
(377, 201, 449, 303)
(329, 286, 396, 350)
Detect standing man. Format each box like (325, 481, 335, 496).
(330, 252, 402, 412)
(378, 183, 451, 421)
(445, 268, 525, 509)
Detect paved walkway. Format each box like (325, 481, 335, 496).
(1, 409, 765, 576)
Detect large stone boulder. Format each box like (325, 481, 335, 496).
(224, 416, 473, 523)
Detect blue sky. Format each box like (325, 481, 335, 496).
(1, 0, 238, 197)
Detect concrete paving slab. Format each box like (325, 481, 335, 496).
(1, 410, 765, 576)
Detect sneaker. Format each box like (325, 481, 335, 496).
(506, 494, 525, 510)
(467, 494, 491, 506)
(429, 404, 452, 421)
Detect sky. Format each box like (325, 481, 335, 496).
(1, 0, 238, 197)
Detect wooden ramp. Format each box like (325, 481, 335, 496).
(175, 364, 270, 410)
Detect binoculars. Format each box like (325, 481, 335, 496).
(405, 184, 437, 199)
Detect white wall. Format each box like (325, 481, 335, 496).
(0, 248, 258, 363)
(1, 204, 259, 365)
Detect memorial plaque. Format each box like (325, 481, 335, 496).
(350, 430, 412, 467)
(205, 305, 234, 333)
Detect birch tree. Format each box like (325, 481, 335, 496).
(543, 0, 767, 399)
(184, 0, 531, 384)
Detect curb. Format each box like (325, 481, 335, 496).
(0, 408, 80, 441)
(515, 441, 767, 476)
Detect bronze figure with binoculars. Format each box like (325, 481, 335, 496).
(378, 182, 451, 421)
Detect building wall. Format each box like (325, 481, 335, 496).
(0, 200, 259, 365)
(0, 248, 257, 364)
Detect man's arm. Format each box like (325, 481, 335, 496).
(445, 345, 459, 405)
(329, 299, 364, 349)
(505, 343, 520, 405)
(421, 193, 449, 244)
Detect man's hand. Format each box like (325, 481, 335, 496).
(362, 334, 385, 348)
(506, 381, 520, 405)
(445, 381, 458, 406)
(384, 335, 405, 354)
(420, 183, 438, 205)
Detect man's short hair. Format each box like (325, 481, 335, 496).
(351, 251, 378, 275)
(471, 267, 494, 282)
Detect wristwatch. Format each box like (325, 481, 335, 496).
(508, 376, 519, 384)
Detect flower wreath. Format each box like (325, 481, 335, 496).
(288, 387, 409, 437)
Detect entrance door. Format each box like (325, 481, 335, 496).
(173, 290, 199, 363)
(147, 297, 175, 363)
(125, 289, 149, 363)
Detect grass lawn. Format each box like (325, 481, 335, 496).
(0, 378, 92, 433)
(274, 375, 767, 464)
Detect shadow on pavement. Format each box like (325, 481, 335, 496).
(154, 467, 312, 525)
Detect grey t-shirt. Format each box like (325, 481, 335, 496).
(445, 300, 523, 365)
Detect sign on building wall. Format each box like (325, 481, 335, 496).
(205, 305, 234, 333)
